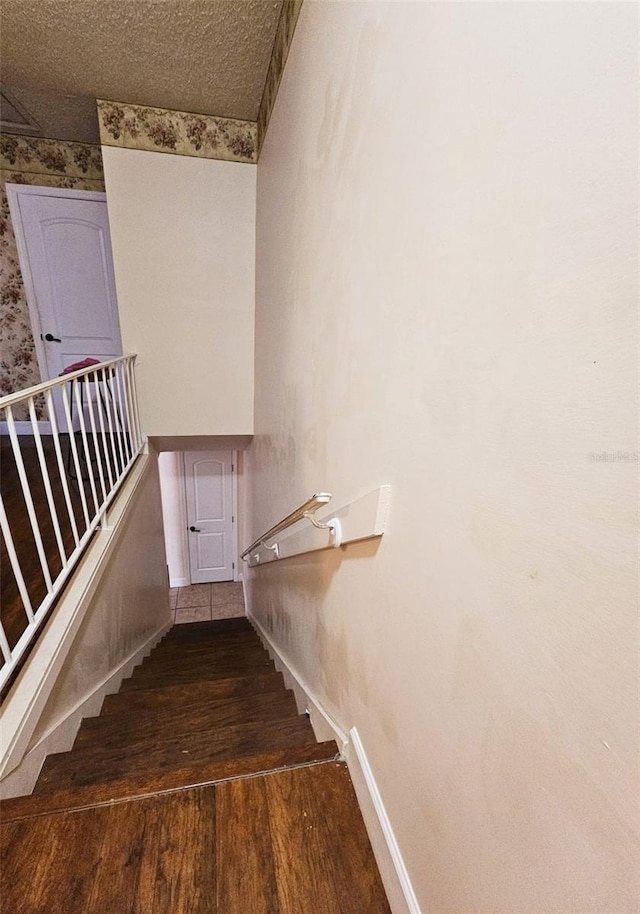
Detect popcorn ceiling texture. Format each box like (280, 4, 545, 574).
(1, 0, 283, 144)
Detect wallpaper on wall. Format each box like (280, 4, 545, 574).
(0, 134, 104, 419)
(97, 100, 257, 164)
(257, 0, 303, 153)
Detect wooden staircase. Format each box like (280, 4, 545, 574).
(0, 617, 392, 913)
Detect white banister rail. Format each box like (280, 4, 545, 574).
(241, 492, 334, 561)
(0, 355, 144, 692)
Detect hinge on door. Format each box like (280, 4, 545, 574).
(231, 464, 234, 471)
(232, 562, 235, 570)
(232, 515, 235, 523)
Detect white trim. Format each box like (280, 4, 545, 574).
(346, 729, 422, 914)
(0, 621, 169, 799)
(244, 590, 420, 914)
(232, 450, 240, 582)
(169, 575, 189, 588)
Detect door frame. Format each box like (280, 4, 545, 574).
(5, 183, 114, 391)
(182, 450, 239, 584)
(168, 450, 239, 586)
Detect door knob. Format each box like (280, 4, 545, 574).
(189, 526, 201, 532)
(42, 332, 62, 342)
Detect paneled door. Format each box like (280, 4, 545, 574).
(184, 451, 235, 583)
(6, 185, 123, 383)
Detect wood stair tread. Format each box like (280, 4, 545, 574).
(120, 655, 275, 690)
(18, 618, 340, 845)
(99, 670, 287, 714)
(159, 625, 261, 644)
(34, 715, 319, 793)
(153, 634, 267, 655)
(0, 743, 340, 823)
(75, 691, 299, 749)
(149, 644, 268, 665)
(140, 653, 270, 675)
(147, 641, 270, 664)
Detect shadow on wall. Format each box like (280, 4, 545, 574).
(245, 537, 383, 713)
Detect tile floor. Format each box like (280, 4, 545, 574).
(170, 582, 246, 625)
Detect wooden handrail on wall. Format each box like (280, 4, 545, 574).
(241, 486, 392, 567)
(240, 492, 332, 560)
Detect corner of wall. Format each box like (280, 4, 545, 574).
(244, 588, 420, 914)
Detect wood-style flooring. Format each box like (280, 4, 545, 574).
(0, 617, 391, 913)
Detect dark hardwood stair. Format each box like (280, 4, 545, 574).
(0, 616, 391, 913)
(27, 617, 336, 802)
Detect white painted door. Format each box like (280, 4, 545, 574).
(6, 185, 122, 383)
(184, 451, 235, 584)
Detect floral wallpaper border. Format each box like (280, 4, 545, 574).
(0, 135, 105, 418)
(97, 100, 257, 164)
(0, 134, 104, 181)
(257, 0, 303, 153)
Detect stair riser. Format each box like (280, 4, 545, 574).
(99, 672, 287, 715)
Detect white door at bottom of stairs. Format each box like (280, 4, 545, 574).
(184, 451, 235, 584)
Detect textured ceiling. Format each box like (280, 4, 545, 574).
(0, 0, 284, 145)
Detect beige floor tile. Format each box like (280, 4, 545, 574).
(169, 589, 179, 609)
(211, 583, 243, 607)
(211, 604, 245, 620)
(209, 595, 244, 614)
(176, 584, 211, 608)
(174, 605, 212, 624)
(210, 581, 242, 598)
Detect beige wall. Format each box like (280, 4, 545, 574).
(28, 454, 170, 748)
(1, 455, 170, 797)
(246, 3, 639, 912)
(102, 146, 256, 437)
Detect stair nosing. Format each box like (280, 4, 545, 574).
(1, 743, 340, 823)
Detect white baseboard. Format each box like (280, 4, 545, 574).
(0, 622, 170, 799)
(245, 603, 420, 914)
(247, 609, 348, 749)
(346, 728, 421, 914)
(169, 576, 190, 588)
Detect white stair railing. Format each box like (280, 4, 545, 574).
(0, 355, 144, 692)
